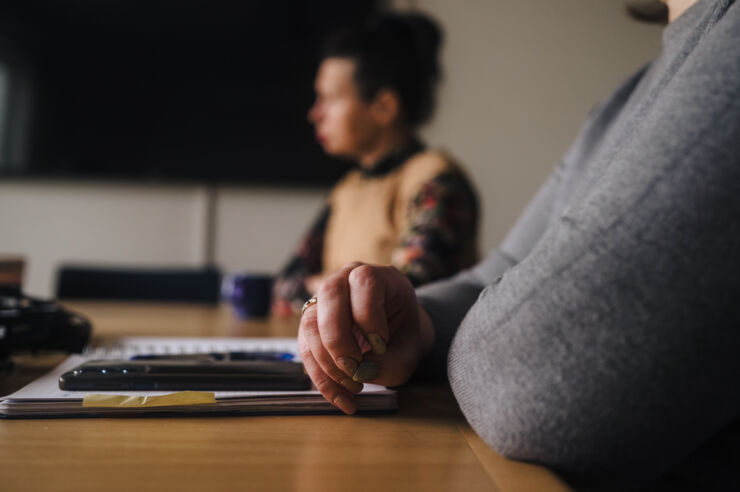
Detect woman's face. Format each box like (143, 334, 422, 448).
(308, 57, 383, 159)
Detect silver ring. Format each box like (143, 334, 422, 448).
(301, 296, 318, 314)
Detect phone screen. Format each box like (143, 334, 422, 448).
(59, 358, 311, 391)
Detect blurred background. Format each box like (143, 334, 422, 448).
(0, 0, 662, 298)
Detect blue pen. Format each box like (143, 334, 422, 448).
(131, 351, 295, 361)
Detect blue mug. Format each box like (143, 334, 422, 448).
(222, 274, 273, 319)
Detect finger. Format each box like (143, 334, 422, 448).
(347, 265, 393, 355)
(351, 299, 422, 386)
(300, 298, 363, 393)
(316, 263, 365, 378)
(299, 335, 358, 415)
(352, 325, 373, 354)
(360, 332, 419, 388)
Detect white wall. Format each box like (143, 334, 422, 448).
(404, 0, 662, 249)
(0, 182, 324, 296)
(214, 187, 326, 276)
(0, 1, 662, 297)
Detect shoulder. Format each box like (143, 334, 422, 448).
(397, 149, 469, 194)
(400, 149, 456, 177)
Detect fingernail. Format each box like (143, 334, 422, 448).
(333, 394, 356, 414)
(367, 333, 387, 355)
(353, 326, 372, 354)
(336, 357, 358, 376)
(340, 378, 363, 393)
(352, 360, 380, 382)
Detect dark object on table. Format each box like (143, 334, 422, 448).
(0, 285, 92, 365)
(222, 274, 273, 318)
(59, 357, 311, 391)
(56, 266, 221, 304)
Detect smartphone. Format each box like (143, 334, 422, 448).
(59, 357, 311, 391)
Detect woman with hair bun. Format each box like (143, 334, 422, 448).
(272, 12, 479, 316)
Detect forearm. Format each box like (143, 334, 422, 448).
(412, 178, 567, 380)
(271, 272, 312, 315)
(272, 204, 330, 314)
(417, 305, 435, 358)
(413, 268, 485, 380)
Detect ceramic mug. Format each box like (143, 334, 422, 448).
(222, 273, 273, 318)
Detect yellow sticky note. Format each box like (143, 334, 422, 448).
(82, 391, 216, 408)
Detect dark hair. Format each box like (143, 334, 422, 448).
(624, 0, 669, 24)
(321, 12, 443, 128)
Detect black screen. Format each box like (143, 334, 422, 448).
(0, 1, 380, 186)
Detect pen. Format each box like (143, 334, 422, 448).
(130, 351, 295, 361)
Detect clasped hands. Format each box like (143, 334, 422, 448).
(298, 262, 435, 414)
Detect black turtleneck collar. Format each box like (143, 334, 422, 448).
(359, 139, 426, 178)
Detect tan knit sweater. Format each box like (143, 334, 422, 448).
(322, 149, 478, 275)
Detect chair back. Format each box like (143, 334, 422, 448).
(56, 265, 222, 304)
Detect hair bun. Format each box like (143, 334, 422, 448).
(402, 12, 443, 81)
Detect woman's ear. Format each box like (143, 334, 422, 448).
(370, 89, 401, 127)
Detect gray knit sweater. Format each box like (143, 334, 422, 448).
(416, 0, 740, 489)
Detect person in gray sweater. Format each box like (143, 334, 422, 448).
(297, 0, 740, 489)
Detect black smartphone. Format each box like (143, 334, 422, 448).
(58, 358, 311, 391)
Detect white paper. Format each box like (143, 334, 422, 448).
(0, 336, 396, 417)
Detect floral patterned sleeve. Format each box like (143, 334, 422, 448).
(271, 204, 330, 316)
(391, 170, 479, 286)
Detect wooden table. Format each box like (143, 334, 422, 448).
(0, 302, 571, 492)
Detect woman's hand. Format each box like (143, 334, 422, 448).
(297, 262, 435, 414)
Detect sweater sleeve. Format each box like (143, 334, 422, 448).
(448, 4, 740, 488)
(390, 169, 479, 286)
(414, 156, 569, 379)
(271, 204, 330, 316)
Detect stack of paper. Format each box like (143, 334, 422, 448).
(0, 337, 397, 418)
